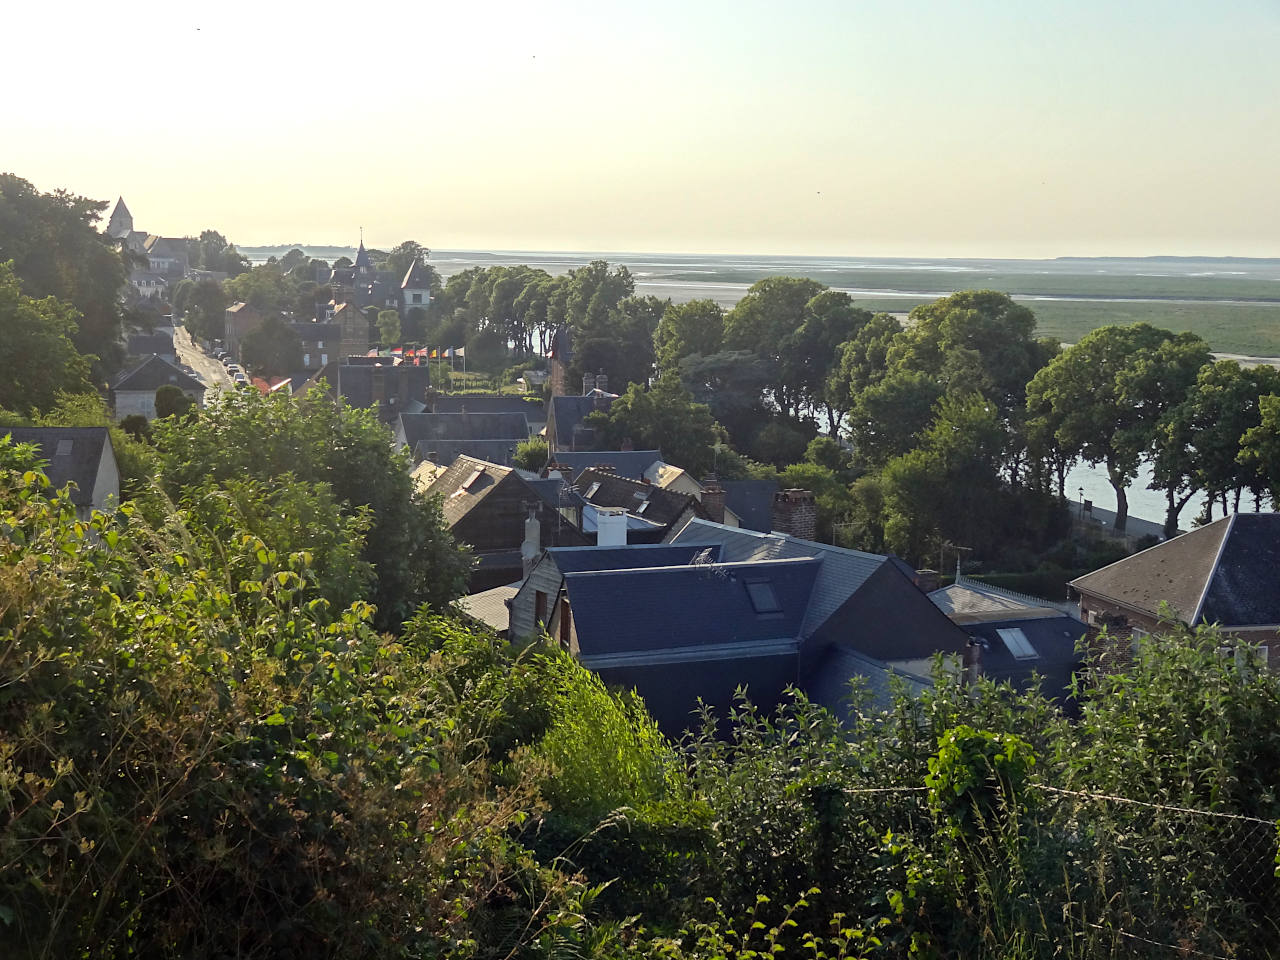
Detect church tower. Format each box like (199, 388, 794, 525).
(106, 197, 134, 239)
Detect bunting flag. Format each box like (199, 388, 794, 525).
(390, 347, 404, 356)
(429, 348, 439, 359)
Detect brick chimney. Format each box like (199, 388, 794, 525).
(700, 478, 726, 524)
(582, 373, 595, 395)
(595, 371, 608, 394)
(771, 488, 817, 541)
(914, 568, 942, 593)
(964, 638, 985, 685)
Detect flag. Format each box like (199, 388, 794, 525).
(390, 347, 403, 356)
(430, 348, 439, 359)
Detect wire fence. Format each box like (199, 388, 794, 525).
(837, 783, 1279, 958)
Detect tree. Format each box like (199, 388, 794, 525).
(154, 384, 195, 420)
(187, 228, 249, 275)
(780, 291, 872, 431)
(184, 277, 229, 342)
(654, 299, 724, 375)
(679, 350, 777, 449)
(828, 312, 901, 421)
(0, 173, 129, 374)
(1239, 393, 1280, 508)
(723, 276, 825, 416)
(1026, 323, 1211, 531)
(585, 377, 725, 477)
(384, 240, 432, 281)
(846, 369, 943, 467)
(376, 309, 401, 346)
(513, 437, 549, 472)
(241, 316, 303, 377)
(0, 262, 92, 416)
(152, 387, 469, 629)
(403, 306, 428, 343)
(224, 262, 294, 314)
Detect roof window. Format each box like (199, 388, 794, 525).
(55, 439, 73, 456)
(745, 580, 781, 614)
(996, 627, 1039, 660)
(462, 467, 486, 491)
(585, 481, 601, 498)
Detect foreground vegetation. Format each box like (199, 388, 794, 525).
(3, 443, 1279, 959)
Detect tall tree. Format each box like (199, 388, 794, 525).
(241, 316, 303, 377)
(828, 312, 901, 430)
(723, 276, 825, 417)
(0, 263, 92, 416)
(0, 173, 129, 374)
(377, 309, 402, 347)
(1026, 323, 1211, 531)
(780, 290, 872, 432)
(585, 377, 725, 477)
(654, 299, 725, 375)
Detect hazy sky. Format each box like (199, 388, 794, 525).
(8, 1, 1279, 257)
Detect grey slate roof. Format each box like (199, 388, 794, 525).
(547, 542, 721, 575)
(548, 449, 663, 482)
(575, 467, 700, 529)
(803, 645, 933, 717)
(126, 332, 175, 356)
(1070, 514, 1280, 626)
(548, 394, 614, 449)
(431, 396, 546, 423)
(287, 322, 340, 345)
(455, 583, 519, 633)
(111, 355, 204, 394)
(670, 519, 885, 635)
(422, 456, 517, 528)
(399, 412, 530, 446)
(401, 259, 433, 290)
(3, 427, 111, 508)
(412, 439, 523, 467)
(564, 557, 819, 657)
(959, 614, 1085, 711)
(721, 479, 779, 532)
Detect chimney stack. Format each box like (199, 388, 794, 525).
(771, 488, 817, 541)
(964, 638, 984, 685)
(700, 479, 726, 524)
(620, 436, 634, 451)
(583, 373, 596, 395)
(595, 371, 608, 394)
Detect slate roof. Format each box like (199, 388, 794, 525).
(401, 259, 433, 290)
(959, 614, 1085, 711)
(803, 645, 933, 717)
(287, 322, 340, 345)
(411, 439, 523, 468)
(547, 449, 663, 482)
(1069, 515, 1280, 626)
(398, 412, 530, 447)
(546, 542, 721, 575)
(323, 363, 431, 418)
(524, 476, 585, 512)
(353, 241, 372, 269)
(575, 467, 700, 528)
(422, 456, 517, 528)
(431, 396, 546, 423)
(111, 355, 204, 394)
(3, 427, 112, 508)
(127, 332, 175, 356)
(930, 582, 1049, 618)
(455, 582, 519, 633)
(721, 479, 779, 532)
(671, 519, 885, 635)
(564, 557, 820, 657)
(548, 394, 614, 449)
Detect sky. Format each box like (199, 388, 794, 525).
(7, 0, 1279, 258)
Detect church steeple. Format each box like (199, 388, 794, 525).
(354, 231, 374, 279)
(106, 197, 133, 239)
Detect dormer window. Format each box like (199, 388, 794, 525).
(745, 580, 781, 614)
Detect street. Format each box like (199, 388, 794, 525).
(172, 323, 232, 395)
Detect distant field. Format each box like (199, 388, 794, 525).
(849, 296, 1280, 357)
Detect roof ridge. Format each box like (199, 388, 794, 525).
(1191, 511, 1237, 625)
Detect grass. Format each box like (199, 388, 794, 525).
(848, 296, 1280, 357)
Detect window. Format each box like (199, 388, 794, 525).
(316, 340, 324, 349)
(462, 467, 486, 491)
(412, 293, 422, 304)
(320, 353, 328, 366)
(303, 353, 310, 367)
(636, 500, 650, 514)
(55, 439, 73, 456)
(996, 627, 1039, 661)
(745, 580, 781, 614)
(585, 481, 601, 499)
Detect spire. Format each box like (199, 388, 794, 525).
(354, 233, 372, 270)
(106, 197, 134, 239)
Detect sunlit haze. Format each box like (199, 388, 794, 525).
(9, 0, 1279, 257)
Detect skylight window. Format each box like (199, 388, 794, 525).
(55, 439, 73, 456)
(996, 627, 1039, 661)
(585, 481, 601, 498)
(636, 500, 650, 514)
(462, 468, 486, 491)
(745, 580, 781, 614)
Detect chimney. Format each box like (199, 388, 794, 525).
(595, 371, 608, 394)
(964, 638, 984, 685)
(771, 488, 817, 541)
(583, 373, 596, 395)
(595, 507, 627, 546)
(914, 568, 942, 593)
(700, 479, 726, 524)
(620, 436, 634, 451)
(521, 504, 541, 577)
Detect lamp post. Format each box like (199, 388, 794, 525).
(1078, 486, 1085, 520)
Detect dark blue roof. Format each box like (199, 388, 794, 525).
(548, 542, 719, 574)
(958, 614, 1086, 710)
(1199, 513, 1280, 627)
(549, 395, 613, 449)
(721, 479, 778, 532)
(564, 557, 819, 656)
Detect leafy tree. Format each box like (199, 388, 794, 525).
(723, 276, 825, 416)
(241, 316, 303, 377)
(152, 387, 469, 629)
(154, 384, 195, 420)
(384, 240, 429, 280)
(781, 290, 872, 431)
(0, 262, 92, 415)
(183, 277, 229, 342)
(828, 311, 901, 423)
(187, 228, 249, 275)
(465, 326, 507, 372)
(655, 299, 724, 374)
(403, 305, 428, 343)
(585, 377, 724, 477)
(1239, 392, 1280, 507)
(678, 350, 777, 449)
(1027, 323, 1210, 531)
(846, 368, 943, 467)
(376, 308, 401, 346)
(513, 436, 549, 472)
(278, 247, 308, 273)
(333, 255, 353, 269)
(0, 173, 129, 373)
(224, 262, 293, 314)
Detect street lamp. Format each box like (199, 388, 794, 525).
(1078, 486, 1085, 519)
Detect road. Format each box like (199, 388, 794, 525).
(172, 323, 232, 394)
